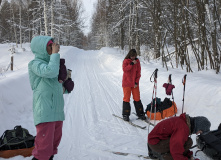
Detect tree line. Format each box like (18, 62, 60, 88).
(0, 0, 221, 73)
(0, 0, 87, 49)
(89, 0, 221, 73)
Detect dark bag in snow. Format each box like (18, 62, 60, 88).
(0, 125, 35, 151)
(146, 97, 172, 113)
(196, 126, 221, 160)
(145, 97, 177, 120)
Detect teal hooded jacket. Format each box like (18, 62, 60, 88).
(28, 36, 64, 126)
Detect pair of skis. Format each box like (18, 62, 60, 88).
(113, 113, 154, 130)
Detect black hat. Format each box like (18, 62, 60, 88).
(192, 116, 211, 134)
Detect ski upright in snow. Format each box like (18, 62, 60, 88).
(112, 114, 146, 129)
(132, 112, 155, 127)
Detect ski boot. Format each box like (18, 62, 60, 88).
(138, 114, 146, 120)
(32, 155, 54, 160)
(123, 115, 130, 121)
(122, 101, 131, 121)
(134, 100, 146, 120)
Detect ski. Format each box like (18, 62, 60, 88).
(132, 112, 155, 127)
(111, 151, 154, 159)
(106, 149, 198, 160)
(112, 114, 146, 129)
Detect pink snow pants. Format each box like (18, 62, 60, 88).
(32, 121, 63, 160)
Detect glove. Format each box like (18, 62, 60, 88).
(58, 59, 67, 82)
(166, 84, 175, 95)
(163, 83, 175, 95)
(63, 78, 74, 93)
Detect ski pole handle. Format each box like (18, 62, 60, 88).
(169, 74, 172, 83)
(154, 68, 158, 79)
(150, 68, 158, 82)
(182, 74, 187, 85)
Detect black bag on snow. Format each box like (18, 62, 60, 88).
(196, 127, 221, 160)
(0, 126, 35, 151)
(146, 97, 172, 112)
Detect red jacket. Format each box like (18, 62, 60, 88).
(148, 114, 190, 160)
(122, 58, 141, 87)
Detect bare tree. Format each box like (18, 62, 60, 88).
(10, 1, 18, 47)
(43, 0, 48, 35)
(51, 0, 54, 37)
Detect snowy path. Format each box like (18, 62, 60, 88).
(0, 45, 219, 160)
(58, 48, 150, 160)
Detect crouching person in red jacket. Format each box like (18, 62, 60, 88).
(122, 49, 146, 121)
(148, 113, 211, 160)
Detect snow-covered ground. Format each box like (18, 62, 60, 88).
(0, 43, 220, 160)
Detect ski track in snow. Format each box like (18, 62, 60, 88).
(0, 45, 218, 160)
(57, 49, 151, 160)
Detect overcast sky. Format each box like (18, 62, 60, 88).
(81, 0, 97, 35)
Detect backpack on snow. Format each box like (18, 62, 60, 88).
(0, 125, 35, 158)
(145, 97, 177, 120)
(196, 126, 221, 160)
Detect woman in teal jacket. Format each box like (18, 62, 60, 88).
(28, 36, 64, 160)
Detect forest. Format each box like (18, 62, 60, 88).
(0, 0, 221, 73)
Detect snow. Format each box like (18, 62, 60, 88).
(0, 43, 220, 160)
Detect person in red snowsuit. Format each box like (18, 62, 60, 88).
(148, 113, 211, 160)
(122, 49, 146, 121)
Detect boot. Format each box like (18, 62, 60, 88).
(122, 101, 131, 121)
(32, 155, 53, 160)
(123, 115, 130, 121)
(134, 100, 146, 120)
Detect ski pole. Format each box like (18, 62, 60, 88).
(148, 69, 158, 133)
(182, 74, 187, 114)
(153, 70, 158, 125)
(169, 74, 176, 116)
(148, 77, 156, 133)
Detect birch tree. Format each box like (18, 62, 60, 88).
(51, 0, 54, 38)
(43, 0, 48, 35)
(10, 1, 18, 47)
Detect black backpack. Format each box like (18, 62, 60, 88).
(0, 126, 35, 151)
(196, 128, 221, 160)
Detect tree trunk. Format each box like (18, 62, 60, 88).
(51, 0, 54, 37)
(120, 21, 125, 50)
(11, 3, 18, 48)
(44, 0, 48, 35)
(128, 1, 132, 50)
(173, 0, 179, 68)
(153, 0, 161, 58)
(205, 2, 220, 73)
(135, 0, 140, 55)
(19, 5, 22, 48)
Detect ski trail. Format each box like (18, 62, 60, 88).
(57, 49, 149, 160)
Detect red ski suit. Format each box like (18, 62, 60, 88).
(148, 113, 190, 160)
(122, 58, 141, 87)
